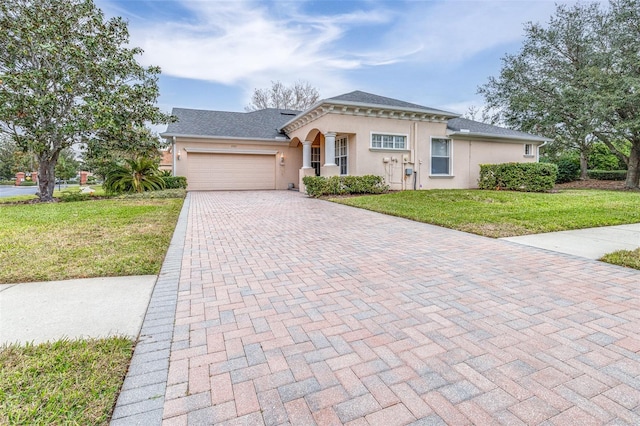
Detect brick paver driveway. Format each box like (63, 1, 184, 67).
(121, 191, 640, 425)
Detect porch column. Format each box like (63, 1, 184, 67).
(323, 132, 337, 166)
(320, 132, 340, 177)
(302, 140, 312, 169)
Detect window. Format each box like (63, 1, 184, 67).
(335, 136, 348, 175)
(371, 133, 406, 150)
(524, 144, 534, 157)
(431, 138, 451, 175)
(311, 147, 321, 176)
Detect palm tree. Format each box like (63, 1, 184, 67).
(103, 158, 165, 195)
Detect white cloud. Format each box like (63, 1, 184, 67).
(379, 1, 563, 64)
(113, 0, 398, 101)
(98, 0, 588, 107)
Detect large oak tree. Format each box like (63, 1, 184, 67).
(480, 0, 640, 188)
(0, 0, 171, 201)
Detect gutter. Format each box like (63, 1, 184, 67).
(159, 133, 290, 143)
(447, 130, 551, 144)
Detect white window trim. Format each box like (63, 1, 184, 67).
(370, 132, 409, 150)
(524, 143, 535, 158)
(335, 136, 349, 176)
(430, 137, 453, 176)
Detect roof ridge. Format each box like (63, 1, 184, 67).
(325, 90, 458, 116)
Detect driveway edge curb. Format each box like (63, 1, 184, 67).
(110, 193, 191, 425)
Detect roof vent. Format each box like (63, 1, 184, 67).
(280, 112, 297, 116)
(460, 129, 470, 133)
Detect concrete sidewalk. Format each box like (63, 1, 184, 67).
(501, 223, 640, 259)
(0, 275, 156, 345)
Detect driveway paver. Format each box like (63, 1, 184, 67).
(113, 191, 640, 425)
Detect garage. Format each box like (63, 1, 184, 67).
(186, 152, 276, 190)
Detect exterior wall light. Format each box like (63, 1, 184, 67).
(280, 153, 285, 165)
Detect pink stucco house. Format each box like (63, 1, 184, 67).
(161, 91, 549, 192)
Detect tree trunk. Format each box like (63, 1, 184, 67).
(579, 149, 589, 180)
(37, 155, 58, 202)
(624, 141, 640, 189)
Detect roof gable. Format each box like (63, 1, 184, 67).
(280, 90, 459, 134)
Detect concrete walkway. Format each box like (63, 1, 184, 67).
(502, 224, 640, 260)
(0, 275, 156, 345)
(110, 191, 640, 425)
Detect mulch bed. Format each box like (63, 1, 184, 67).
(554, 179, 635, 191)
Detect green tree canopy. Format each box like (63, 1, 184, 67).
(0, 135, 17, 179)
(479, 0, 640, 188)
(0, 0, 171, 200)
(55, 148, 80, 181)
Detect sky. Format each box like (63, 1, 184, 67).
(95, 0, 579, 120)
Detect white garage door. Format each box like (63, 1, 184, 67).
(187, 153, 276, 190)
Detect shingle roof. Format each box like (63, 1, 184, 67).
(447, 117, 550, 142)
(162, 93, 548, 143)
(326, 91, 458, 116)
(162, 108, 300, 139)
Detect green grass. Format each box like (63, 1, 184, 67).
(0, 338, 134, 425)
(601, 248, 640, 270)
(333, 189, 640, 238)
(0, 197, 183, 283)
(0, 194, 183, 423)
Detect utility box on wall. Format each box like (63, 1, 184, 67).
(405, 168, 413, 176)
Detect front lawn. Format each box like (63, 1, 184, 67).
(333, 189, 640, 238)
(0, 194, 183, 424)
(0, 338, 133, 425)
(0, 197, 183, 283)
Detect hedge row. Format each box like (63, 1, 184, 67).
(478, 163, 558, 192)
(587, 170, 627, 181)
(302, 175, 389, 197)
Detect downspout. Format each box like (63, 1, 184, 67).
(536, 141, 548, 162)
(172, 136, 177, 177)
(413, 122, 419, 190)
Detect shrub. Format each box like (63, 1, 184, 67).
(59, 190, 93, 202)
(20, 181, 37, 186)
(587, 170, 627, 181)
(478, 163, 557, 192)
(0, 180, 15, 185)
(302, 175, 389, 197)
(161, 175, 187, 189)
(588, 142, 623, 171)
(103, 158, 165, 195)
(555, 156, 580, 183)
